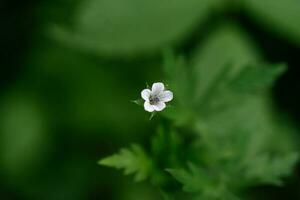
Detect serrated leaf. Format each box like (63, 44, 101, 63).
(51, 0, 222, 56)
(168, 163, 238, 199)
(167, 164, 212, 193)
(99, 144, 152, 182)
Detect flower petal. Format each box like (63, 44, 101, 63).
(152, 82, 164, 95)
(160, 90, 173, 102)
(141, 89, 151, 100)
(153, 102, 166, 111)
(144, 101, 155, 112)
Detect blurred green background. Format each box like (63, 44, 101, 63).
(1, 0, 300, 199)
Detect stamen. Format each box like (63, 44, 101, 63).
(149, 95, 160, 105)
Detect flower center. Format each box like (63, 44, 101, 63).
(149, 95, 160, 105)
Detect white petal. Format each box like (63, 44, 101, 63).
(141, 89, 151, 100)
(144, 101, 155, 112)
(151, 82, 164, 95)
(153, 102, 166, 111)
(160, 90, 173, 102)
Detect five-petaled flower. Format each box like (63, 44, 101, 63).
(141, 82, 173, 112)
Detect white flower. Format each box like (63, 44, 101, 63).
(141, 82, 173, 112)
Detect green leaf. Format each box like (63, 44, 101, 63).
(151, 127, 181, 164)
(99, 144, 152, 182)
(194, 88, 299, 190)
(161, 25, 263, 122)
(188, 25, 288, 117)
(229, 63, 287, 93)
(197, 63, 287, 115)
(166, 24, 299, 196)
(163, 50, 195, 107)
(51, 0, 222, 56)
(148, 127, 186, 187)
(244, 0, 300, 46)
(243, 152, 298, 186)
(168, 164, 239, 199)
(161, 51, 197, 125)
(167, 164, 213, 193)
(191, 24, 261, 105)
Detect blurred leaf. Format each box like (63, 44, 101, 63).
(149, 127, 184, 187)
(162, 50, 197, 126)
(99, 144, 152, 182)
(52, 0, 222, 56)
(162, 25, 261, 123)
(197, 63, 287, 115)
(162, 105, 195, 127)
(191, 24, 261, 105)
(229, 63, 287, 93)
(163, 50, 195, 107)
(244, 152, 298, 186)
(168, 164, 240, 200)
(194, 78, 299, 191)
(244, 0, 300, 46)
(164, 24, 299, 198)
(151, 127, 181, 159)
(167, 163, 214, 193)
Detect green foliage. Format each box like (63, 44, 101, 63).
(99, 144, 152, 182)
(168, 164, 240, 200)
(243, 152, 298, 186)
(163, 25, 298, 199)
(51, 0, 222, 56)
(4, 0, 300, 199)
(244, 0, 300, 46)
(167, 163, 215, 193)
(100, 25, 299, 199)
(149, 127, 185, 187)
(191, 25, 260, 103)
(100, 127, 186, 189)
(229, 63, 287, 93)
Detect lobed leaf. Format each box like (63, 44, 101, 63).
(99, 144, 152, 182)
